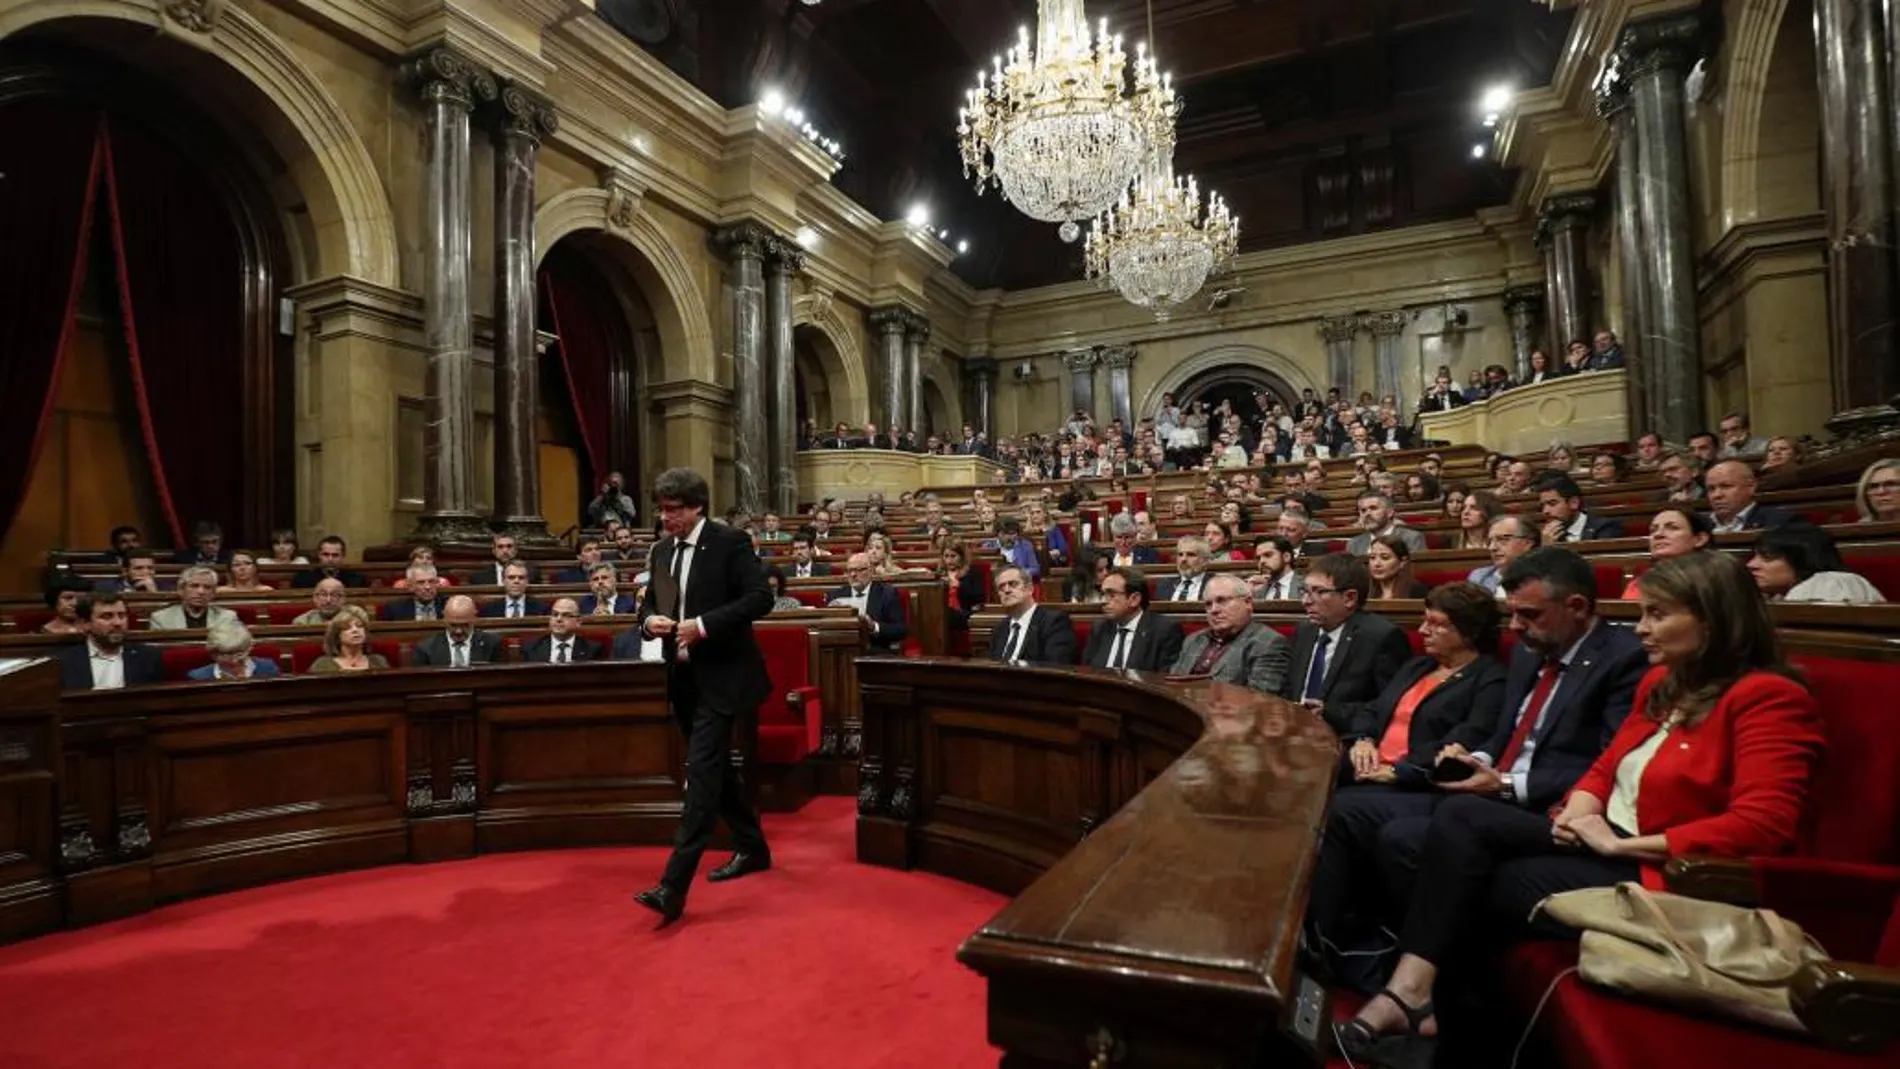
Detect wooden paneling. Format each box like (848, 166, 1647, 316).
(0, 660, 59, 941)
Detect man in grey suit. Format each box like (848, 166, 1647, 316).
(1344, 491, 1427, 556)
(148, 567, 238, 631)
(411, 596, 501, 667)
(1169, 574, 1291, 693)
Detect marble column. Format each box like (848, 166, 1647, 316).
(1319, 316, 1358, 395)
(1621, 15, 1706, 444)
(903, 314, 930, 435)
(1600, 79, 1655, 435)
(1539, 193, 1597, 353)
(1502, 285, 1546, 381)
(488, 83, 559, 541)
(867, 307, 909, 430)
(1062, 348, 1100, 420)
(713, 222, 772, 517)
(1363, 311, 1408, 402)
(963, 357, 998, 442)
(763, 238, 804, 516)
(1100, 344, 1138, 426)
(403, 47, 495, 543)
(1815, 0, 1900, 417)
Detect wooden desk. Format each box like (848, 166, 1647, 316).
(855, 658, 1338, 1067)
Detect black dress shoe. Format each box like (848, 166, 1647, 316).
(706, 851, 772, 882)
(632, 884, 684, 927)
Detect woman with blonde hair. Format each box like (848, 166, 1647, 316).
(1856, 458, 1900, 523)
(1759, 436, 1804, 474)
(309, 606, 388, 673)
(1546, 440, 1579, 474)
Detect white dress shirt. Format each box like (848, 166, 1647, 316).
(1477, 619, 1600, 803)
(551, 638, 573, 663)
(1105, 612, 1141, 669)
(1002, 605, 1037, 663)
(89, 642, 125, 689)
(1172, 573, 1206, 603)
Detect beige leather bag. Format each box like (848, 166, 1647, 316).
(1533, 882, 1829, 1032)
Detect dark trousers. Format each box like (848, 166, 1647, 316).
(1399, 795, 1638, 966)
(660, 680, 768, 894)
(1309, 786, 1440, 945)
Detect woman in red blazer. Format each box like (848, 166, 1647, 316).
(1336, 551, 1825, 1069)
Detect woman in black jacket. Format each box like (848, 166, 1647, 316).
(1302, 582, 1507, 991)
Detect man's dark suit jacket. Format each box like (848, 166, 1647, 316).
(1324, 654, 1507, 780)
(986, 605, 1077, 666)
(1705, 503, 1797, 531)
(1106, 545, 1162, 567)
(824, 581, 908, 652)
(468, 561, 541, 586)
(784, 561, 833, 579)
(56, 641, 163, 690)
(411, 630, 502, 667)
(1081, 611, 1185, 672)
(1439, 621, 1648, 811)
(1280, 610, 1412, 706)
(522, 633, 605, 663)
(1572, 513, 1627, 541)
(291, 567, 368, 589)
(478, 598, 551, 619)
(381, 598, 444, 622)
(578, 593, 636, 615)
(635, 519, 774, 717)
(171, 550, 229, 567)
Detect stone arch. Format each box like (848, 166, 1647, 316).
(793, 291, 869, 422)
(1718, 0, 1820, 227)
(920, 354, 963, 438)
(0, 0, 398, 285)
(536, 188, 715, 385)
(1138, 343, 1320, 419)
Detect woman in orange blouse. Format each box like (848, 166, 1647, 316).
(1337, 552, 1824, 1068)
(1618, 507, 1712, 599)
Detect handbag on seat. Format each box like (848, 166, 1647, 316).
(1533, 881, 1829, 1032)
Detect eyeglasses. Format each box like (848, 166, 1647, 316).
(1870, 480, 1900, 493)
(1487, 534, 1532, 546)
(1100, 586, 1129, 597)
(1301, 586, 1338, 599)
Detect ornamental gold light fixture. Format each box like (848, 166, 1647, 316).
(956, 0, 1176, 242)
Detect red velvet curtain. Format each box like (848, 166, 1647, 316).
(98, 116, 247, 548)
(0, 101, 105, 542)
(539, 263, 612, 484)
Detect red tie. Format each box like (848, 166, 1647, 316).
(1497, 661, 1563, 770)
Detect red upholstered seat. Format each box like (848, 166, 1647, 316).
(1404, 629, 1425, 657)
(1787, 656, 1900, 864)
(1415, 566, 1471, 590)
(290, 643, 324, 673)
(578, 629, 616, 657)
(791, 588, 829, 608)
(752, 626, 821, 766)
(161, 646, 212, 681)
(9, 608, 56, 633)
(1842, 552, 1900, 602)
(970, 558, 994, 601)
(1593, 563, 1627, 600)
(265, 602, 310, 626)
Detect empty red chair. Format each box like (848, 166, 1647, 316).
(752, 626, 822, 765)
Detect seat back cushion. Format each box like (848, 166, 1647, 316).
(162, 646, 212, 681)
(1788, 655, 1900, 864)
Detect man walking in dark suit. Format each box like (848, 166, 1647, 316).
(1082, 566, 1184, 672)
(826, 553, 908, 654)
(56, 596, 163, 690)
(987, 564, 1076, 665)
(1281, 554, 1412, 708)
(631, 468, 775, 927)
(522, 599, 603, 663)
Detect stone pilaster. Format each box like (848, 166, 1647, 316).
(1362, 311, 1409, 404)
(903, 313, 930, 435)
(1099, 345, 1138, 427)
(867, 307, 910, 431)
(1503, 284, 1547, 382)
(402, 46, 496, 544)
(763, 237, 804, 515)
(1538, 192, 1597, 355)
(487, 82, 559, 542)
(1598, 80, 1653, 435)
(1318, 316, 1359, 396)
(963, 357, 998, 442)
(1061, 348, 1100, 421)
(712, 221, 773, 518)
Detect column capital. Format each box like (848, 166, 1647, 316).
(903, 311, 931, 340)
(1097, 344, 1138, 369)
(401, 46, 497, 112)
(1502, 284, 1546, 313)
(161, 0, 224, 34)
(867, 305, 913, 335)
(711, 220, 775, 262)
(1593, 76, 1633, 121)
(1618, 12, 1704, 79)
(1361, 310, 1410, 338)
(763, 236, 807, 276)
(1060, 348, 1100, 374)
(488, 81, 559, 146)
(962, 356, 1000, 379)
(1318, 315, 1360, 343)
(1539, 192, 1599, 231)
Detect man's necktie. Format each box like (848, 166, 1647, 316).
(1497, 661, 1565, 770)
(556, 640, 569, 664)
(1301, 633, 1332, 701)
(1108, 626, 1131, 669)
(508, 601, 521, 619)
(1181, 576, 1198, 602)
(1004, 621, 1023, 662)
(671, 540, 690, 617)
(452, 640, 468, 668)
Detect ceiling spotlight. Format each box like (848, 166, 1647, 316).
(795, 226, 819, 249)
(938, 228, 950, 240)
(1480, 85, 1513, 115)
(785, 107, 805, 126)
(1482, 113, 1499, 127)
(1470, 143, 1487, 160)
(906, 203, 930, 226)
(761, 89, 786, 117)
(956, 240, 970, 254)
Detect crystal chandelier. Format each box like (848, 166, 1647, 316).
(956, 0, 1176, 242)
(1084, 138, 1239, 321)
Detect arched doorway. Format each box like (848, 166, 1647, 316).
(1173, 363, 1301, 427)
(793, 324, 836, 429)
(0, 39, 294, 587)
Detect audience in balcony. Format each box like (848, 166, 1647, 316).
(1748, 523, 1888, 605)
(1169, 574, 1289, 691)
(56, 596, 161, 691)
(1857, 458, 1900, 523)
(292, 578, 348, 626)
(188, 622, 280, 681)
(1303, 581, 1506, 991)
(149, 567, 238, 631)
(1366, 536, 1431, 601)
(308, 606, 386, 674)
(1521, 348, 1560, 385)
(40, 575, 92, 635)
(218, 551, 273, 593)
(1621, 507, 1714, 599)
(1585, 329, 1627, 369)
(1705, 459, 1795, 533)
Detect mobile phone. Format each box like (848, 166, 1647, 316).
(1431, 756, 1477, 783)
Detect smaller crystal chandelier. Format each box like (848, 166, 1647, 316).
(957, 0, 1176, 242)
(1084, 141, 1238, 321)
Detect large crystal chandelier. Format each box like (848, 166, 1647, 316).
(1084, 137, 1239, 321)
(956, 0, 1176, 242)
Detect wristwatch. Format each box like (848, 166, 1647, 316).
(1498, 780, 1518, 803)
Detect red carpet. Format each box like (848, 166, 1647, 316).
(0, 798, 1005, 1069)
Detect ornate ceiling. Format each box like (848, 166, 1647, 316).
(601, 0, 1574, 291)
